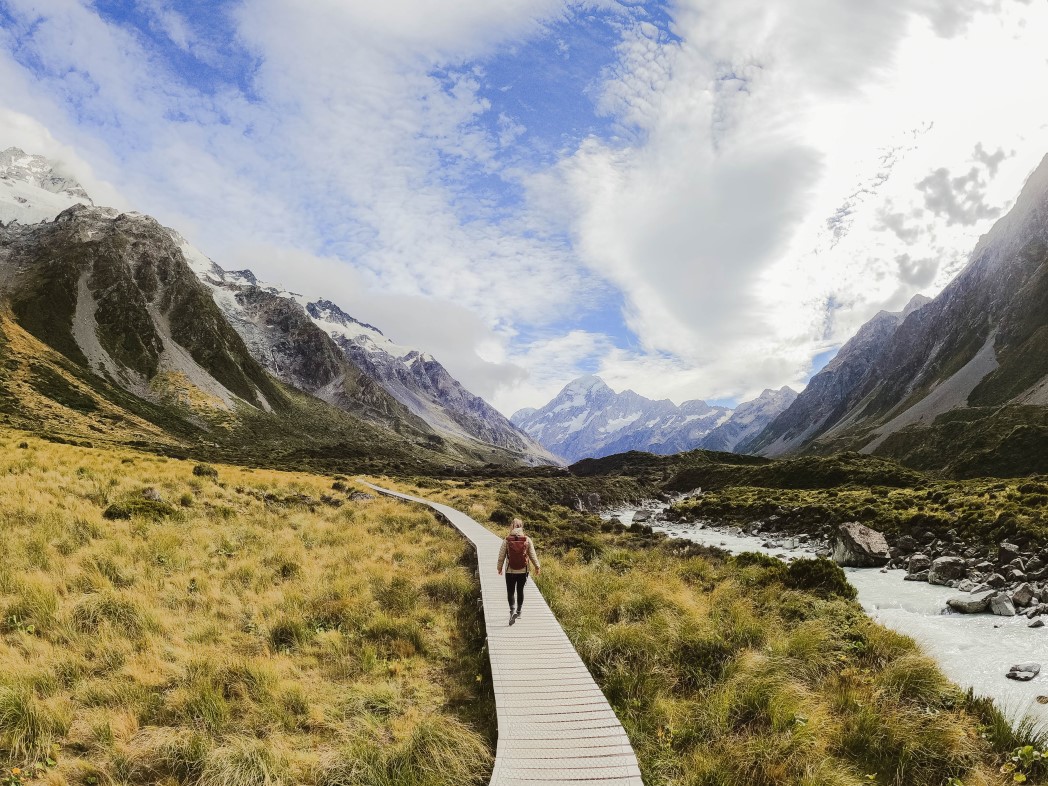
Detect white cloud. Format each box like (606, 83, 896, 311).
(528, 0, 1048, 406)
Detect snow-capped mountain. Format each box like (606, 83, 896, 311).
(0, 147, 92, 225)
(177, 242, 556, 464)
(511, 376, 796, 463)
(0, 147, 555, 466)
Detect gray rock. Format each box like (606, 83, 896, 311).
(957, 579, 976, 592)
(990, 592, 1017, 617)
(904, 569, 931, 581)
(947, 589, 996, 613)
(142, 487, 163, 502)
(1030, 619, 1045, 629)
(632, 509, 652, 523)
(1006, 662, 1041, 681)
(986, 573, 1008, 588)
(999, 541, 1021, 564)
(929, 556, 967, 585)
(896, 535, 917, 553)
(907, 553, 932, 574)
(831, 522, 890, 567)
(1012, 583, 1037, 607)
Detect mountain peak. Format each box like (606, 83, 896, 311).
(306, 299, 385, 336)
(898, 294, 931, 321)
(561, 375, 611, 396)
(1, 147, 94, 226)
(0, 147, 92, 202)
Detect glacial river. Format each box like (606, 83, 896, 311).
(607, 507, 1048, 727)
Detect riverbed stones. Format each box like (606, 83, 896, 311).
(1030, 619, 1045, 629)
(947, 589, 996, 613)
(990, 592, 1017, 617)
(986, 573, 1008, 589)
(831, 523, 890, 567)
(929, 556, 967, 585)
(632, 509, 652, 523)
(1006, 663, 1041, 681)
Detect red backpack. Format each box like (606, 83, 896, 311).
(507, 535, 529, 570)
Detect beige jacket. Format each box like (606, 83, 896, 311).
(497, 535, 540, 575)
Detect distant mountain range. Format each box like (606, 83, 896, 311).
(0, 147, 556, 469)
(6, 144, 1047, 477)
(511, 376, 796, 463)
(748, 153, 1048, 476)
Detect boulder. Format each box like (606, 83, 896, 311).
(896, 535, 917, 554)
(986, 573, 1007, 588)
(142, 487, 163, 502)
(990, 592, 1017, 617)
(929, 556, 967, 585)
(907, 553, 932, 574)
(904, 570, 930, 582)
(1012, 583, 1037, 607)
(1030, 619, 1045, 629)
(632, 509, 652, 523)
(1006, 663, 1041, 681)
(831, 523, 890, 567)
(957, 579, 976, 592)
(946, 589, 996, 613)
(999, 541, 1021, 564)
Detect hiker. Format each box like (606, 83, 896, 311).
(497, 518, 540, 624)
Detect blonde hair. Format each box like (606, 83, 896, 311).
(510, 518, 524, 534)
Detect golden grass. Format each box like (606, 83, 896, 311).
(0, 432, 493, 785)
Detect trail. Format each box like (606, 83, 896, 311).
(363, 482, 643, 785)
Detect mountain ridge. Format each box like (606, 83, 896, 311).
(512, 375, 796, 463)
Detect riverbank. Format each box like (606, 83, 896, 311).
(606, 501, 1048, 728)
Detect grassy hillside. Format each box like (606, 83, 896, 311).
(0, 433, 493, 786)
(384, 475, 1046, 786)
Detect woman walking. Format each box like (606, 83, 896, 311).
(497, 518, 540, 625)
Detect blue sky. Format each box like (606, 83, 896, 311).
(1, 0, 1047, 414)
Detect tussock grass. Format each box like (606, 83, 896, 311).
(0, 431, 493, 784)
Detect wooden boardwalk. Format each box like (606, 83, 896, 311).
(364, 483, 643, 786)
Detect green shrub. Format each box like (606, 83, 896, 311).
(192, 464, 219, 479)
(783, 558, 856, 600)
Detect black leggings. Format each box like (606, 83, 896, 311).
(505, 572, 527, 611)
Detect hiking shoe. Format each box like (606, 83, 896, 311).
(515, 609, 522, 619)
(509, 611, 516, 626)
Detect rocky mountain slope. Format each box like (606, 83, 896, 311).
(512, 375, 796, 463)
(0, 147, 553, 468)
(748, 153, 1048, 476)
(743, 294, 931, 457)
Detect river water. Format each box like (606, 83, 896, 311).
(606, 506, 1048, 727)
